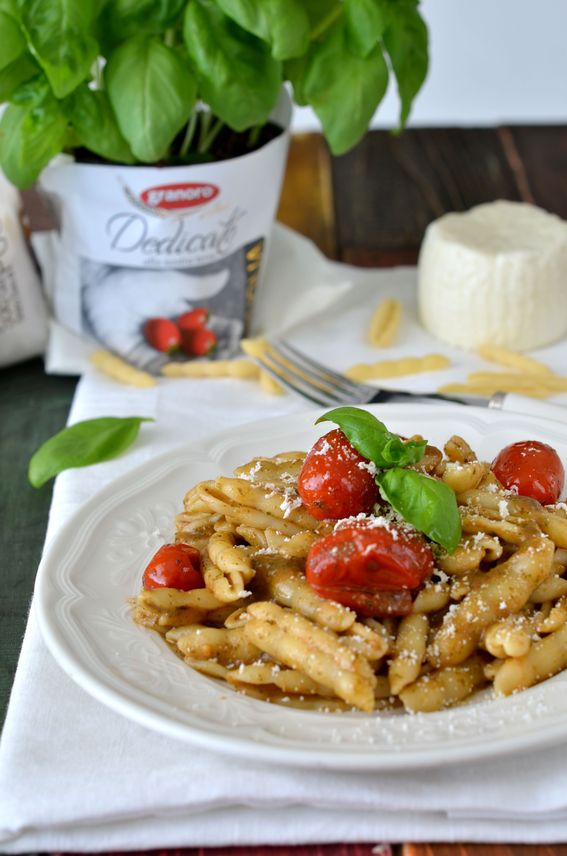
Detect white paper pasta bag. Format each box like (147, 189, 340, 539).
(36, 93, 291, 375)
(0, 170, 48, 368)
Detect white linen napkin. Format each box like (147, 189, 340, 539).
(33, 222, 567, 388)
(3, 225, 567, 851)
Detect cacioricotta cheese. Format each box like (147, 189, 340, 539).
(417, 200, 567, 351)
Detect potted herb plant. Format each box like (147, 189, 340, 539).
(0, 0, 428, 372)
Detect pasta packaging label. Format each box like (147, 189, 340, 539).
(0, 171, 48, 368)
(37, 93, 290, 373)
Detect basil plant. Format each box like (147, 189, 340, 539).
(0, 0, 429, 188)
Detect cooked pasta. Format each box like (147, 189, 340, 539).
(132, 430, 567, 714)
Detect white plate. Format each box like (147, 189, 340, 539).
(36, 403, 567, 770)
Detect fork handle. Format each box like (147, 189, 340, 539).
(489, 392, 567, 424)
(367, 389, 489, 407)
(367, 388, 567, 424)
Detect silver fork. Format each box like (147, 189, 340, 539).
(251, 338, 567, 422)
(252, 338, 481, 407)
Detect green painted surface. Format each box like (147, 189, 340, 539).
(0, 358, 76, 726)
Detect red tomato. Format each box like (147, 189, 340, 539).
(181, 327, 218, 357)
(297, 429, 379, 520)
(178, 307, 209, 331)
(143, 543, 203, 591)
(306, 520, 434, 617)
(491, 440, 565, 505)
(143, 318, 181, 353)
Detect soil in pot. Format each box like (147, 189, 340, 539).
(73, 119, 283, 167)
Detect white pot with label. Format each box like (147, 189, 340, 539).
(38, 89, 291, 373)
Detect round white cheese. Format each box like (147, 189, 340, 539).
(417, 200, 567, 351)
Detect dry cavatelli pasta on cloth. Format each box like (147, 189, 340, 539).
(132, 407, 567, 714)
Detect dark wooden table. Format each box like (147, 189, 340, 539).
(2, 126, 567, 856)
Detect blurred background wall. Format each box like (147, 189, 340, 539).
(292, 0, 567, 132)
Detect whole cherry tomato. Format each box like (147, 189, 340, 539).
(491, 440, 565, 505)
(143, 318, 181, 353)
(297, 428, 379, 520)
(178, 307, 209, 332)
(143, 543, 203, 591)
(306, 520, 434, 617)
(181, 327, 218, 357)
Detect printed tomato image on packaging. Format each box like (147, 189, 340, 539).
(38, 92, 290, 373)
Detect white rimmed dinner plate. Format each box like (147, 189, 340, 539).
(36, 403, 567, 770)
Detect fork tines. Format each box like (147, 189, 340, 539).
(255, 339, 371, 407)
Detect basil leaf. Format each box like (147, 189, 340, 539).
(9, 71, 49, 105)
(28, 416, 154, 488)
(64, 86, 136, 164)
(215, 0, 310, 61)
(377, 434, 428, 467)
(0, 10, 26, 70)
(284, 55, 309, 106)
(301, 21, 389, 155)
(382, 0, 428, 129)
(302, 0, 342, 30)
(106, 36, 197, 162)
(0, 53, 37, 102)
(97, 0, 186, 49)
(183, 0, 281, 131)
(344, 0, 386, 58)
(0, 93, 67, 188)
(17, 0, 99, 98)
(316, 406, 426, 468)
(377, 468, 461, 553)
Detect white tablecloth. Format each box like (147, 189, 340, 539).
(3, 225, 567, 851)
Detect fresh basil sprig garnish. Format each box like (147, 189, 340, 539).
(316, 406, 427, 468)
(28, 416, 154, 488)
(377, 468, 461, 554)
(316, 406, 461, 553)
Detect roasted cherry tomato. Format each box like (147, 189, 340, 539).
(297, 428, 379, 520)
(143, 543, 203, 591)
(181, 327, 218, 357)
(178, 307, 209, 331)
(491, 440, 565, 505)
(306, 520, 434, 617)
(143, 318, 181, 353)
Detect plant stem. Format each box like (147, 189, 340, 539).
(248, 125, 261, 149)
(198, 117, 224, 154)
(310, 5, 342, 41)
(198, 110, 212, 151)
(93, 56, 104, 89)
(164, 27, 175, 47)
(179, 110, 199, 158)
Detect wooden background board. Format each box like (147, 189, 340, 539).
(405, 846, 567, 856)
(278, 127, 567, 267)
(2, 126, 567, 854)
